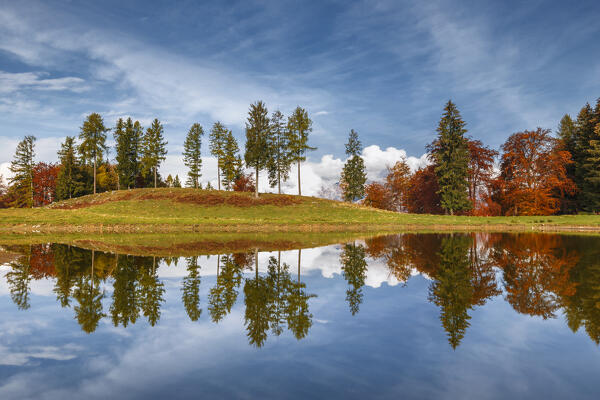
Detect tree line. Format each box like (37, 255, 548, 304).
(342, 98, 600, 215)
(1, 101, 315, 207)
(2, 97, 599, 215)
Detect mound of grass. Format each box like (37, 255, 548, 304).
(1, 188, 600, 233)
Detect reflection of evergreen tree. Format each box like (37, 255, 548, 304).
(560, 236, 600, 344)
(285, 249, 315, 340)
(6, 248, 32, 310)
(52, 245, 79, 307)
(208, 255, 243, 323)
(138, 256, 165, 326)
(182, 256, 202, 321)
(244, 251, 271, 347)
(340, 243, 368, 315)
(428, 235, 474, 349)
(72, 251, 105, 333)
(110, 255, 141, 327)
(266, 253, 292, 336)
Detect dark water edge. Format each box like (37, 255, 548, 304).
(1, 232, 599, 399)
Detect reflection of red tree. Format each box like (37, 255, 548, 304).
(29, 244, 56, 279)
(232, 252, 255, 270)
(494, 234, 578, 318)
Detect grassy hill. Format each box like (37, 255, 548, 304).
(0, 188, 599, 233)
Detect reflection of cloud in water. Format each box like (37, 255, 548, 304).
(0, 344, 82, 366)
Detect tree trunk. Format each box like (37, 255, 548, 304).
(255, 166, 259, 198)
(255, 248, 259, 279)
(298, 248, 301, 282)
(93, 157, 97, 194)
(278, 169, 281, 195)
(297, 159, 301, 196)
(217, 255, 220, 278)
(217, 163, 221, 191)
(154, 167, 157, 188)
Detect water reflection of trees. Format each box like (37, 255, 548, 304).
(4, 233, 600, 347)
(3, 244, 316, 347)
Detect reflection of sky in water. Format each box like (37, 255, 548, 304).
(1, 243, 599, 400)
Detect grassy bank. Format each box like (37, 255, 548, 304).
(1, 188, 599, 233)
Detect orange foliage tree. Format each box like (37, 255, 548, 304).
(497, 128, 575, 215)
(467, 139, 498, 215)
(32, 162, 60, 207)
(385, 158, 412, 211)
(362, 182, 394, 210)
(405, 165, 443, 214)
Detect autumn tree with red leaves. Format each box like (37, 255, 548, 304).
(405, 165, 443, 214)
(362, 182, 394, 210)
(467, 139, 498, 215)
(497, 128, 575, 215)
(32, 162, 60, 207)
(233, 173, 256, 193)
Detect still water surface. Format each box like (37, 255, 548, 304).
(1, 232, 599, 399)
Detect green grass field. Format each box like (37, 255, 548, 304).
(0, 188, 599, 233)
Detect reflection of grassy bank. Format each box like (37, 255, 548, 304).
(0, 232, 388, 257)
(1, 188, 600, 233)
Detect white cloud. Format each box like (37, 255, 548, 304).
(0, 71, 87, 94)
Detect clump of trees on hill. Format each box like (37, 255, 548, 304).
(2, 97, 600, 216)
(1, 101, 315, 207)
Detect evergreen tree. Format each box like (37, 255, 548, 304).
(131, 119, 144, 187)
(141, 118, 168, 188)
(9, 135, 36, 207)
(56, 136, 86, 200)
(173, 175, 182, 188)
(429, 101, 471, 215)
(286, 106, 315, 196)
(221, 130, 242, 190)
(557, 114, 578, 213)
(183, 123, 203, 188)
(574, 103, 596, 208)
(114, 117, 141, 189)
(267, 110, 291, 194)
(244, 101, 271, 198)
(582, 124, 600, 212)
(205, 181, 214, 190)
(166, 174, 174, 188)
(209, 122, 228, 190)
(78, 113, 108, 194)
(340, 129, 366, 202)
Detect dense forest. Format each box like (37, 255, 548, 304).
(1, 98, 599, 216)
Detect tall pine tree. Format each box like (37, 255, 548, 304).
(141, 118, 168, 188)
(9, 135, 36, 207)
(56, 136, 86, 200)
(221, 130, 242, 190)
(267, 110, 291, 194)
(114, 117, 142, 190)
(183, 123, 204, 188)
(286, 107, 315, 196)
(557, 114, 578, 213)
(78, 113, 108, 194)
(340, 129, 366, 202)
(429, 101, 471, 215)
(209, 122, 228, 190)
(244, 101, 271, 198)
(582, 124, 600, 212)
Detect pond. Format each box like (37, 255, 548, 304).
(1, 232, 599, 399)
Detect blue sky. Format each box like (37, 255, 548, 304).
(1, 0, 600, 191)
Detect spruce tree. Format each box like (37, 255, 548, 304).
(286, 107, 315, 196)
(166, 174, 174, 188)
(574, 103, 597, 210)
(141, 118, 168, 188)
(267, 110, 291, 194)
(131, 119, 144, 187)
(78, 113, 108, 194)
(429, 101, 471, 215)
(56, 136, 86, 200)
(209, 122, 228, 190)
(556, 114, 578, 213)
(173, 175, 182, 188)
(340, 129, 367, 202)
(9, 135, 36, 207)
(221, 130, 242, 190)
(244, 101, 271, 198)
(582, 125, 600, 212)
(114, 117, 142, 189)
(183, 123, 204, 189)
